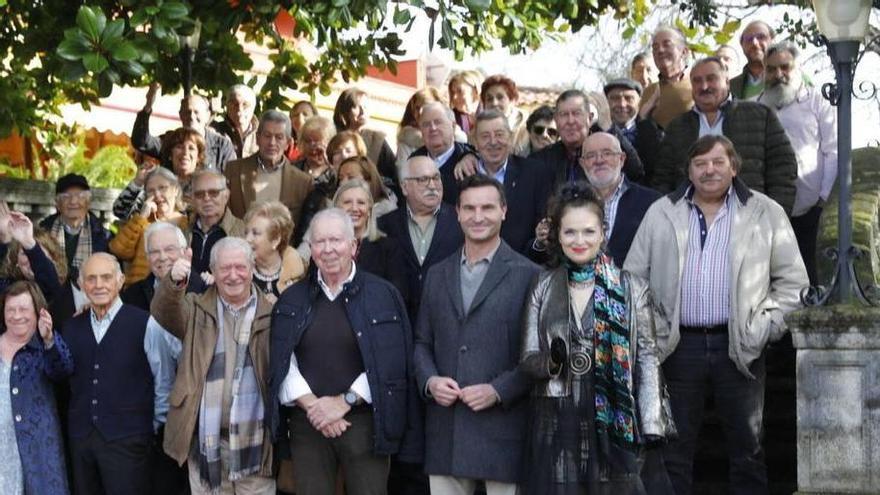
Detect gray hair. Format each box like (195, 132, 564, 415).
(191, 168, 227, 189)
(766, 40, 799, 61)
(474, 108, 511, 133)
(226, 84, 256, 107)
(308, 207, 356, 243)
(653, 25, 687, 48)
(418, 101, 455, 124)
(144, 221, 187, 255)
(257, 109, 292, 138)
(209, 237, 255, 271)
(399, 155, 436, 183)
(78, 252, 123, 285)
(144, 167, 183, 209)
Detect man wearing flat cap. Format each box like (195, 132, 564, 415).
(603, 78, 664, 185)
(39, 173, 113, 279)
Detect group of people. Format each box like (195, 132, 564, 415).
(0, 18, 832, 495)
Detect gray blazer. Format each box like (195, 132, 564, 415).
(414, 241, 540, 483)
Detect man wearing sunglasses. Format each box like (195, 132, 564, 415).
(185, 169, 246, 293)
(522, 105, 558, 156)
(603, 78, 664, 185)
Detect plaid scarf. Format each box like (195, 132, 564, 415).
(49, 214, 93, 273)
(197, 295, 264, 492)
(591, 253, 637, 450)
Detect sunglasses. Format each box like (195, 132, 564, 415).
(531, 125, 558, 138)
(192, 188, 225, 200)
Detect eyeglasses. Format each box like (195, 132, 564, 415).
(580, 149, 622, 162)
(404, 175, 442, 186)
(531, 125, 558, 138)
(193, 188, 225, 200)
(57, 191, 91, 202)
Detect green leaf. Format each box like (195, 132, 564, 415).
(118, 59, 146, 77)
(60, 61, 87, 82)
(102, 19, 125, 44)
(145, 6, 160, 15)
(464, 0, 491, 12)
(97, 72, 115, 97)
(160, 1, 189, 19)
(76, 6, 102, 42)
(83, 53, 110, 73)
(111, 41, 138, 61)
(331, 0, 350, 7)
(133, 37, 158, 63)
(130, 9, 149, 27)
(57, 39, 88, 61)
(392, 7, 411, 25)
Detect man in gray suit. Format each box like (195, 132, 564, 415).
(414, 174, 540, 495)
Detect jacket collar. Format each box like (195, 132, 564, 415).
(667, 176, 752, 206)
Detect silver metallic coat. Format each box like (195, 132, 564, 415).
(519, 266, 674, 439)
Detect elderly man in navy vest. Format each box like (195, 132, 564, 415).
(415, 175, 539, 495)
(268, 208, 422, 495)
(63, 252, 179, 495)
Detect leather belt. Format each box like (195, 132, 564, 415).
(680, 324, 728, 334)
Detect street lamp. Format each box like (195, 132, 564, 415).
(804, 0, 873, 305)
(179, 20, 202, 97)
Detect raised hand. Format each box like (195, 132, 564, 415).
(144, 81, 160, 112)
(140, 197, 158, 219)
(8, 211, 36, 250)
(170, 247, 193, 283)
(37, 308, 54, 346)
(133, 157, 159, 187)
(0, 201, 12, 243)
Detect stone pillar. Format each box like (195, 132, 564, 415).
(787, 306, 880, 494)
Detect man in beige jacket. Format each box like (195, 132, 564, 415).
(624, 134, 807, 495)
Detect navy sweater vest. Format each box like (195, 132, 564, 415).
(63, 304, 154, 440)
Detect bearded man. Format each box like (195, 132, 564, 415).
(757, 41, 837, 284)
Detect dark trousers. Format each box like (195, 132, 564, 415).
(152, 425, 190, 495)
(387, 458, 430, 495)
(289, 407, 390, 495)
(71, 428, 152, 495)
(790, 205, 822, 285)
(661, 333, 768, 495)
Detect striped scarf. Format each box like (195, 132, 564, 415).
(197, 296, 264, 492)
(49, 214, 93, 274)
(592, 253, 637, 450)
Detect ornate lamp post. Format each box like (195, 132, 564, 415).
(805, 0, 873, 305)
(179, 21, 202, 97)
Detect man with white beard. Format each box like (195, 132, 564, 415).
(758, 41, 837, 284)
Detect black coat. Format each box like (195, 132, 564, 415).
(357, 236, 408, 301)
(498, 155, 552, 254)
(120, 274, 155, 311)
(529, 127, 644, 191)
(268, 269, 423, 462)
(377, 204, 463, 323)
(410, 142, 477, 204)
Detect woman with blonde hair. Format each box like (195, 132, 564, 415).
(332, 180, 406, 296)
(243, 201, 305, 302)
(448, 70, 484, 134)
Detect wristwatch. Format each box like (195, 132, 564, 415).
(344, 391, 362, 406)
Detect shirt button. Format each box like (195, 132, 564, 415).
(14, 415, 21, 422)
(92, 416, 98, 421)
(94, 364, 100, 370)
(11, 387, 18, 395)
(459, 345, 468, 353)
(92, 399, 98, 405)
(93, 379, 99, 385)
(12, 366, 18, 371)
(357, 332, 362, 337)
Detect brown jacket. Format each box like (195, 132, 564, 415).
(151, 275, 274, 473)
(224, 154, 313, 223)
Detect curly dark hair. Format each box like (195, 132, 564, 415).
(545, 181, 605, 268)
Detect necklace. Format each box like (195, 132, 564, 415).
(568, 279, 595, 290)
(253, 262, 282, 282)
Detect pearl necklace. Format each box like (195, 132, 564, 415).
(253, 262, 282, 282)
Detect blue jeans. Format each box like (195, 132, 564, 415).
(661, 333, 767, 495)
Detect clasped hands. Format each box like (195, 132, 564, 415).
(297, 394, 352, 439)
(426, 376, 498, 411)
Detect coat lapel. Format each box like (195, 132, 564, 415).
(729, 194, 760, 293)
(504, 156, 521, 193)
(443, 251, 466, 320)
(464, 243, 512, 317)
(241, 157, 257, 209)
